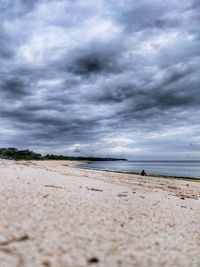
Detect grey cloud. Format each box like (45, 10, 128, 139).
(74, 148, 81, 153)
(117, 2, 182, 33)
(162, 68, 194, 86)
(0, 26, 14, 59)
(93, 84, 136, 103)
(0, 0, 41, 19)
(191, 0, 200, 8)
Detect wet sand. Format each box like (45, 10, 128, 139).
(0, 159, 200, 266)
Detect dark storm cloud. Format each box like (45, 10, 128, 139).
(69, 52, 112, 75)
(0, 0, 200, 159)
(0, 78, 30, 99)
(88, 64, 198, 108)
(57, 40, 125, 76)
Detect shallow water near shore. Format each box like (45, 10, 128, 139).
(76, 160, 200, 179)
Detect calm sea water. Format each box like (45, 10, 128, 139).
(76, 160, 200, 179)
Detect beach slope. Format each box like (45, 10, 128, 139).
(0, 159, 200, 266)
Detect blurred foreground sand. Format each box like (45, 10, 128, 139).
(0, 159, 200, 267)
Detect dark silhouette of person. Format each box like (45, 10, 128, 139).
(141, 169, 146, 176)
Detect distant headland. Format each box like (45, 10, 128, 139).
(0, 148, 127, 161)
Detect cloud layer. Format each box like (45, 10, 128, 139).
(0, 0, 200, 159)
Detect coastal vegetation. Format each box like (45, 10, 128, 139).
(0, 148, 127, 161)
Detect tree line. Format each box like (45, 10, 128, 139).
(0, 148, 127, 161)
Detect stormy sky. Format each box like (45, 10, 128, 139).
(0, 0, 200, 159)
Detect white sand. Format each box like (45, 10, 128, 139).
(0, 159, 200, 267)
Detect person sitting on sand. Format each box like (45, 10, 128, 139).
(141, 169, 148, 176)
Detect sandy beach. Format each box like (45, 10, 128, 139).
(0, 159, 200, 267)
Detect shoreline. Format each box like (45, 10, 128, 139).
(2, 158, 200, 181)
(73, 162, 200, 182)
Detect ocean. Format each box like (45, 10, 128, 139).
(75, 160, 200, 179)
